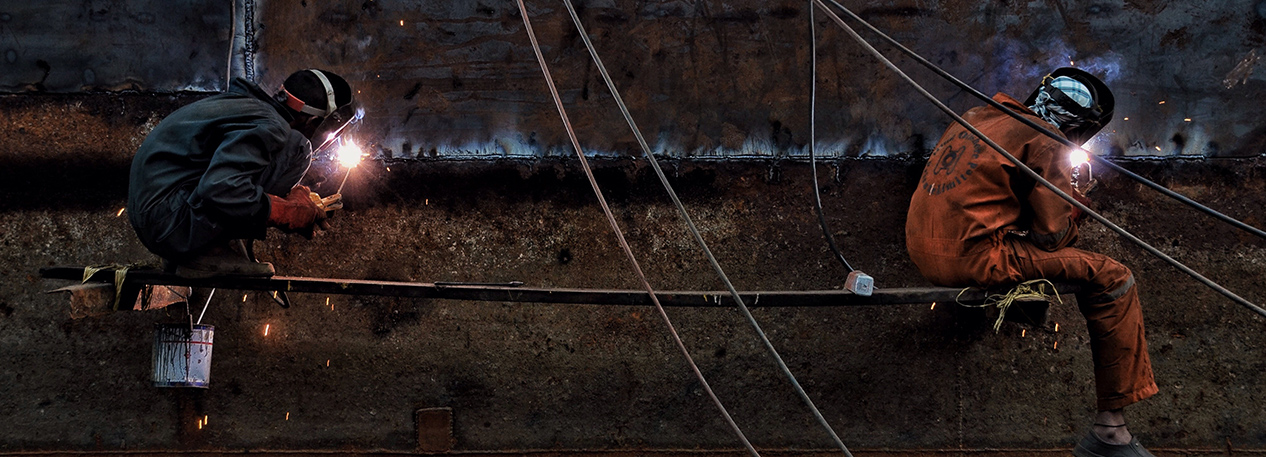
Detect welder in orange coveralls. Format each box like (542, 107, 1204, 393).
(906, 68, 1157, 457)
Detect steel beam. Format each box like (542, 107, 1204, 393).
(39, 266, 1077, 308)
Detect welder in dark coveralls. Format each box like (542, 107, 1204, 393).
(128, 69, 354, 278)
(906, 68, 1157, 457)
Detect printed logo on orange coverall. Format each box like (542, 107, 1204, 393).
(922, 130, 986, 196)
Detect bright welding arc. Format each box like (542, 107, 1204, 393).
(1070, 148, 1091, 168)
(1070, 148, 1093, 188)
(335, 140, 364, 194)
(515, 2, 760, 456)
(560, 1, 857, 455)
(818, 0, 1266, 242)
(811, 0, 1266, 319)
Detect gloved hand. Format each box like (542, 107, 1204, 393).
(1069, 188, 1092, 225)
(268, 185, 326, 238)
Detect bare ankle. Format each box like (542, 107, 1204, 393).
(1093, 409, 1133, 444)
(1092, 424, 1133, 444)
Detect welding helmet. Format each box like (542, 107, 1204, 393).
(1023, 67, 1114, 145)
(276, 69, 362, 154)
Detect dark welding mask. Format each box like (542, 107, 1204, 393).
(278, 69, 361, 157)
(1023, 67, 1114, 145)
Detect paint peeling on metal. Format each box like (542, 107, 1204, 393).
(0, 2, 231, 93)
(5, 0, 1266, 158)
(246, 0, 1266, 159)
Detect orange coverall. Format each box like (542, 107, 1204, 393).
(905, 93, 1157, 410)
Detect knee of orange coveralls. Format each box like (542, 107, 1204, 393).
(1076, 265, 1143, 340)
(1080, 256, 1134, 304)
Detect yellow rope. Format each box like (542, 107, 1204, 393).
(82, 263, 151, 310)
(956, 279, 1063, 332)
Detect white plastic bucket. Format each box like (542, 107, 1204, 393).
(152, 324, 214, 388)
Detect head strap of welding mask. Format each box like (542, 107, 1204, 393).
(282, 69, 337, 118)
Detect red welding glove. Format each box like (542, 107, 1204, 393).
(268, 185, 326, 238)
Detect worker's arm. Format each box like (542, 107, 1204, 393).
(1025, 140, 1082, 251)
(188, 120, 300, 233)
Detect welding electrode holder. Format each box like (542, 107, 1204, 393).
(308, 192, 343, 213)
(844, 270, 874, 296)
(1070, 163, 1098, 194)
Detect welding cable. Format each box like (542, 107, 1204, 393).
(559, 1, 857, 455)
(196, 288, 215, 325)
(818, 0, 1266, 242)
(811, 0, 1266, 319)
(808, 0, 857, 273)
(513, 2, 761, 456)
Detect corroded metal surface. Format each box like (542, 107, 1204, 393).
(0, 2, 230, 92)
(2, 1, 1264, 156)
(2, 91, 1264, 449)
(255, 0, 1266, 159)
(3, 3, 1266, 452)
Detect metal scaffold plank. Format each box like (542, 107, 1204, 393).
(39, 266, 1075, 307)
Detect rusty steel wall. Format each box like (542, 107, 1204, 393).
(253, 0, 1266, 160)
(2, 0, 1266, 452)
(1, 90, 1265, 449)
(2, 1, 1265, 158)
(0, 1, 231, 92)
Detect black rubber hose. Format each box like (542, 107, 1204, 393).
(809, 0, 856, 273)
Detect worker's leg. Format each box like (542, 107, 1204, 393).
(129, 188, 202, 261)
(1082, 282, 1157, 410)
(906, 236, 1023, 288)
(1007, 241, 1157, 450)
(1007, 242, 1157, 410)
(130, 189, 275, 278)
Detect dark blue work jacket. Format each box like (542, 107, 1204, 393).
(128, 78, 311, 260)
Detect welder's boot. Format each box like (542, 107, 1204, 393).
(171, 239, 275, 279)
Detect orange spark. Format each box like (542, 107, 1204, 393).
(264, 324, 270, 336)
